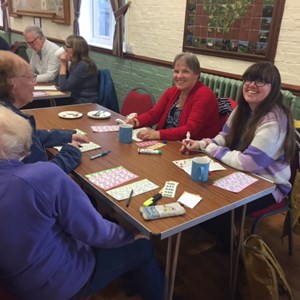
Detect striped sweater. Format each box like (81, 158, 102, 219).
(205, 106, 291, 202)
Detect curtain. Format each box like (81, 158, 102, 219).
(110, 0, 131, 57)
(73, 0, 82, 35)
(1, 0, 10, 32)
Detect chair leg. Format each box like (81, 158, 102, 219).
(287, 210, 293, 256)
(250, 217, 262, 234)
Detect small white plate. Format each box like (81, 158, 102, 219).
(87, 110, 111, 119)
(58, 111, 83, 119)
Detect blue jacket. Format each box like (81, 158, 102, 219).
(98, 68, 119, 113)
(2, 102, 81, 173)
(0, 160, 134, 300)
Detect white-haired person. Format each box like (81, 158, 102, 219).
(0, 105, 164, 300)
(0, 50, 88, 173)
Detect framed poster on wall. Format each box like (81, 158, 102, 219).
(8, 0, 70, 25)
(183, 0, 285, 62)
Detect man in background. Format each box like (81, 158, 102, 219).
(23, 25, 60, 83)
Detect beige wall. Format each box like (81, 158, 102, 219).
(9, 0, 300, 86)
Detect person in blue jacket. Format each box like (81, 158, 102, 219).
(0, 50, 88, 173)
(0, 105, 164, 300)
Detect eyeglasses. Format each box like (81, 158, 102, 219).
(65, 44, 72, 48)
(243, 79, 269, 87)
(16, 74, 37, 82)
(26, 36, 40, 46)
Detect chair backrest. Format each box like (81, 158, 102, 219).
(121, 87, 155, 116)
(98, 69, 119, 113)
(11, 41, 29, 63)
(218, 97, 237, 130)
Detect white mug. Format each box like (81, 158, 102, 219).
(54, 47, 66, 58)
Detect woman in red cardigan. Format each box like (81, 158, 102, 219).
(125, 52, 220, 141)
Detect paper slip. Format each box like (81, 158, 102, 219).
(213, 172, 258, 193)
(136, 141, 159, 147)
(86, 166, 138, 191)
(177, 191, 202, 209)
(34, 85, 57, 91)
(146, 142, 166, 150)
(161, 181, 178, 198)
(106, 179, 159, 201)
(54, 142, 101, 153)
(173, 156, 226, 175)
(91, 125, 119, 133)
(33, 91, 48, 97)
(74, 129, 87, 135)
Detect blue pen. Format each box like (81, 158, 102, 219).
(90, 150, 111, 160)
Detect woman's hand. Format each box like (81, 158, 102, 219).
(72, 134, 90, 144)
(180, 139, 209, 153)
(134, 232, 149, 240)
(180, 139, 198, 153)
(137, 128, 160, 140)
(125, 117, 139, 128)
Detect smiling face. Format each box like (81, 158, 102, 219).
(173, 58, 199, 93)
(243, 80, 272, 111)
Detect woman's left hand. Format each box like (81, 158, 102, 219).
(72, 134, 90, 144)
(137, 128, 160, 140)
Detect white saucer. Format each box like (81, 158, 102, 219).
(87, 110, 111, 119)
(58, 111, 83, 119)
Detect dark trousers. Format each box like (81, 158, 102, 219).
(85, 238, 164, 300)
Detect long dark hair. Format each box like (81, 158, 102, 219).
(225, 62, 295, 162)
(65, 35, 98, 75)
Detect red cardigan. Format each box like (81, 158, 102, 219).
(137, 81, 220, 141)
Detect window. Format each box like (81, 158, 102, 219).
(0, 8, 3, 27)
(183, 0, 285, 62)
(79, 0, 116, 50)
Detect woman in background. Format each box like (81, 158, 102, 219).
(125, 52, 220, 141)
(58, 35, 99, 104)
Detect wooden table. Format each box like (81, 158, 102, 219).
(24, 103, 275, 300)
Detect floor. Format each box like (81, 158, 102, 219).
(89, 212, 300, 300)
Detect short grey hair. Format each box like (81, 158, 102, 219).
(23, 25, 45, 39)
(173, 52, 201, 77)
(0, 106, 32, 160)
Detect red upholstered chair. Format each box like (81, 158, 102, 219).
(121, 87, 155, 116)
(249, 141, 299, 256)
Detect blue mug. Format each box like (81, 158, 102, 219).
(191, 157, 210, 182)
(119, 124, 133, 144)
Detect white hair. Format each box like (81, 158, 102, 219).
(0, 106, 32, 160)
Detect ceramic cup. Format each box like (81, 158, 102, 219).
(54, 46, 66, 58)
(191, 156, 210, 182)
(119, 124, 133, 144)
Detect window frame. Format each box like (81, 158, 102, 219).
(79, 0, 116, 50)
(182, 0, 285, 62)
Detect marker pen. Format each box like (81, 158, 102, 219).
(143, 193, 162, 207)
(90, 150, 111, 160)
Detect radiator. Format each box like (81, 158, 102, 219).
(201, 73, 297, 116)
(201, 73, 243, 101)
